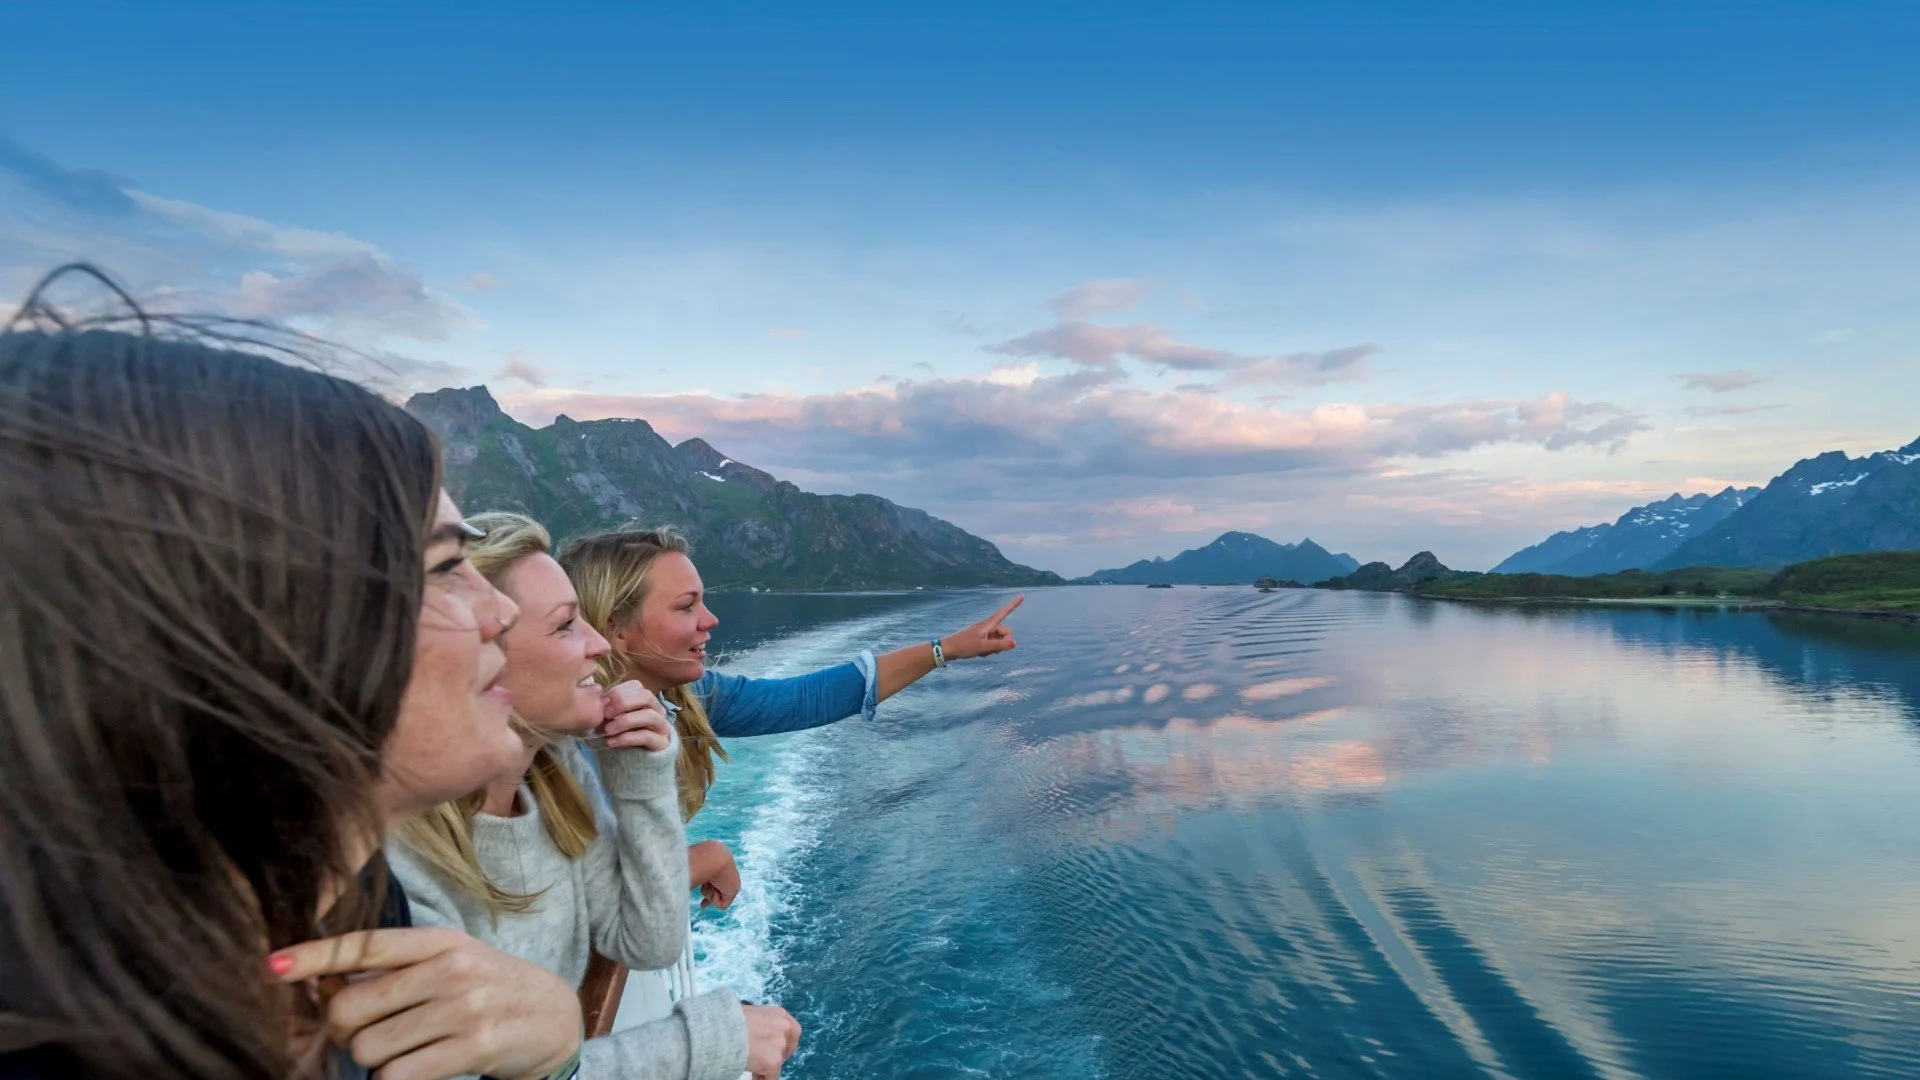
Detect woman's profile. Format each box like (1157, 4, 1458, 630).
(0, 267, 583, 1080)
(561, 525, 1023, 823)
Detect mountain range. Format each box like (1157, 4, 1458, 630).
(1497, 436, 1920, 574)
(1493, 487, 1761, 575)
(406, 386, 1062, 589)
(1078, 531, 1361, 585)
(1652, 437, 1920, 570)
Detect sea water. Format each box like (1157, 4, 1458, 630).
(670, 587, 1920, 1079)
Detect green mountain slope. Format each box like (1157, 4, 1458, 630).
(406, 386, 1063, 590)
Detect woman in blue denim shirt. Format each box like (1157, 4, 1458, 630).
(559, 526, 1022, 825)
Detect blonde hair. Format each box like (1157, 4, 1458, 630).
(393, 511, 600, 917)
(558, 525, 728, 821)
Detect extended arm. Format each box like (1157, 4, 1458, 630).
(703, 595, 1023, 737)
(874, 594, 1023, 701)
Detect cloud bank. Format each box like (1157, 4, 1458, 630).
(499, 363, 1650, 574)
(512, 372, 1643, 479)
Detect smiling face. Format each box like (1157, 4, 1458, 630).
(375, 491, 526, 818)
(612, 552, 718, 691)
(497, 553, 612, 735)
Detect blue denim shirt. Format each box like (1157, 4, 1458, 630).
(691, 650, 879, 738)
(573, 652, 879, 828)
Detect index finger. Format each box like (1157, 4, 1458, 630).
(268, 927, 467, 983)
(985, 594, 1024, 627)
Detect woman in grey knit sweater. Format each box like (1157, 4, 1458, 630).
(388, 513, 801, 1080)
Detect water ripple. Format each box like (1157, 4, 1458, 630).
(693, 587, 1920, 1079)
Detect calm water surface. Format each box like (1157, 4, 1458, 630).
(682, 587, 1920, 1079)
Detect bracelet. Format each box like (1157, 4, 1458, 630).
(930, 638, 948, 668)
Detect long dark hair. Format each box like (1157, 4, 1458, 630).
(0, 267, 442, 1078)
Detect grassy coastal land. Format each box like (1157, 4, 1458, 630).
(1331, 550, 1920, 617)
(1421, 565, 1774, 601)
(1763, 551, 1920, 613)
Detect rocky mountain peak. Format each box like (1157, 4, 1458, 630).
(406, 385, 508, 439)
(1400, 551, 1447, 577)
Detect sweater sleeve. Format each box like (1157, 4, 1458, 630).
(699, 650, 878, 738)
(579, 987, 749, 1080)
(579, 735, 692, 972)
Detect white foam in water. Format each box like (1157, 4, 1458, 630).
(689, 734, 831, 1001)
(674, 602, 958, 1005)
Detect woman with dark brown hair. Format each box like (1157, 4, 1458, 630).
(0, 268, 584, 1080)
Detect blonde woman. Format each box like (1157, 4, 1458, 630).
(557, 526, 1022, 823)
(386, 513, 801, 1080)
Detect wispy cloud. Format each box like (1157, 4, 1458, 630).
(495, 353, 551, 388)
(229, 253, 470, 340)
(989, 320, 1378, 386)
(1676, 370, 1768, 393)
(1684, 403, 1786, 417)
(1, 137, 472, 345)
(1218, 344, 1382, 388)
(1050, 277, 1154, 319)
(990, 320, 1229, 370)
(0, 135, 139, 215)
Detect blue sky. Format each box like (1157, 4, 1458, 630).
(4, 1, 1917, 574)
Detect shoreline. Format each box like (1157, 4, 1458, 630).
(1774, 603, 1920, 624)
(1419, 592, 1920, 623)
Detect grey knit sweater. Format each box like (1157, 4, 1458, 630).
(387, 738, 750, 1080)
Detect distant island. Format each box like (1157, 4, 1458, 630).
(407, 386, 1063, 590)
(1079, 531, 1359, 586)
(1308, 550, 1920, 617)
